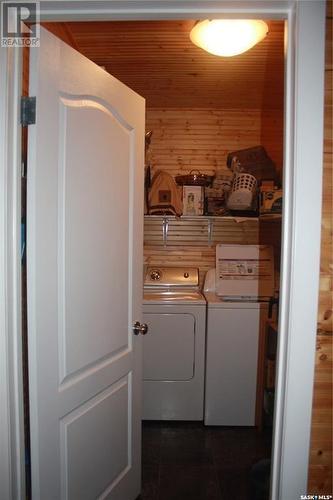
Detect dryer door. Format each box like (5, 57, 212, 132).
(143, 312, 195, 381)
(142, 306, 206, 420)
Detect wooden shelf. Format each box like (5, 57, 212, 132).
(144, 215, 261, 247)
(144, 214, 258, 220)
(144, 214, 282, 222)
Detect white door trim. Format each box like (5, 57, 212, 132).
(0, 45, 26, 500)
(272, 3, 326, 498)
(0, 1, 326, 499)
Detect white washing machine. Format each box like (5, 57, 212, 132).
(142, 267, 206, 420)
(204, 244, 274, 426)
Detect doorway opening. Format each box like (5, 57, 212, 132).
(21, 19, 284, 499)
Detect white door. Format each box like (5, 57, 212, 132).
(27, 27, 145, 500)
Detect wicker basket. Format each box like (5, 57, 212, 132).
(175, 169, 214, 187)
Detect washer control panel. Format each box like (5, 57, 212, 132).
(144, 267, 199, 288)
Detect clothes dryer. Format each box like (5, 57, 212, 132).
(143, 267, 206, 420)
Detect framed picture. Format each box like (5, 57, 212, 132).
(182, 186, 204, 215)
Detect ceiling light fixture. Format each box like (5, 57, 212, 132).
(190, 19, 269, 57)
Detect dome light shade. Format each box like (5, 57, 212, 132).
(190, 19, 269, 57)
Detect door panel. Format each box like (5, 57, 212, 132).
(63, 376, 130, 500)
(27, 28, 144, 499)
(58, 96, 131, 380)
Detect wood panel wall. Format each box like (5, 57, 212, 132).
(146, 107, 283, 178)
(144, 106, 283, 278)
(308, 3, 333, 494)
(260, 108, 284, 176)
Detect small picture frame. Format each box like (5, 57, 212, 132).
(182, 186, 204, 216)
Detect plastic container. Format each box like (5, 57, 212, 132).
(227, 173, 257, 210)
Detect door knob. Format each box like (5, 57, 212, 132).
(133, 321, 148, 336)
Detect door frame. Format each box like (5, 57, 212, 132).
(0, 44, 26, 500)
(0, 1, 326, 499)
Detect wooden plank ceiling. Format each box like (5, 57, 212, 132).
(43, 20, 284, 109)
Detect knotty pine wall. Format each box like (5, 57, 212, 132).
(144, 106, 283, 282)
(308, 3, 333, 494)
(146, 107, 283, 179)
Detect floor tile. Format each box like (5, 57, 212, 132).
(140, 465, 159, 500)
(159, 465, 220, 500)
(209, 427, 271, 467)
(140, 422, 272, 500)
(160, 424, 213, 465)
(216, 465, 252, 500)
(142, 422, 162, 465)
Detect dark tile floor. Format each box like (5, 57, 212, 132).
(139, 421, 272, 500)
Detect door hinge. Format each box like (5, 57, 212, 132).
(20, 96, 36, 126)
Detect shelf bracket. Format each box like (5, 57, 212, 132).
(207, 219, 213, 247)
(162, 217, 169, 247)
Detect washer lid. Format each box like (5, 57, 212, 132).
(144, 267, 199, 288)
(204, 291, 269, 308)
(143, 290, 206, 305)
